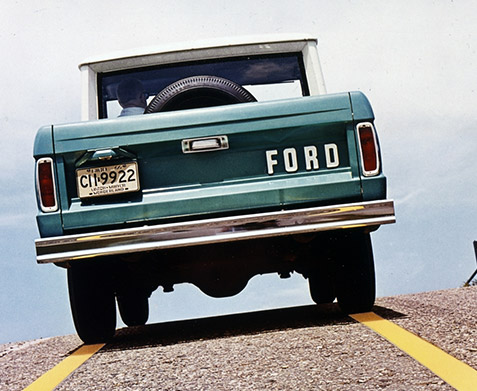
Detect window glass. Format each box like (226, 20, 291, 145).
(98, 53, 308, 119)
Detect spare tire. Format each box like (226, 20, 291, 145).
(145, 75, 256, 113)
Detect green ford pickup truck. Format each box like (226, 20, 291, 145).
(34, 35, 395, 343)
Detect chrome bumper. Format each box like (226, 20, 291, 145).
(36, 200, 395, 264)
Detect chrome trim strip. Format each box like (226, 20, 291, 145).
(36, 200, 395, 264)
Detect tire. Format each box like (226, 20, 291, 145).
(145, 75, 256, 113)
(335, 232, 376, 314)
(117, 294, 149, 327)
(309, 276, 336, 304)
(67, 263, 116, 344)
(308, 261, 336, 304)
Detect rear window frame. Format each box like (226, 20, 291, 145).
(97, 52, 310, 119)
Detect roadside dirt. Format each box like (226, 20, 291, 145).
(1, 286, 476, 390)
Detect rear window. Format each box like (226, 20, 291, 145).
(98, 53, 309, 119)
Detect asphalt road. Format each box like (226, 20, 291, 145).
(2, 286, 476, 390)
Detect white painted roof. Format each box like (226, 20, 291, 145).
(79, 34, 317, 72)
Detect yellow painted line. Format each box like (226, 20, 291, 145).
(23, 343, 104, 391)
(351, 312, 477, 391)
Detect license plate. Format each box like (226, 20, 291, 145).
(76, 162, 140, 199)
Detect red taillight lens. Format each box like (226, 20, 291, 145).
(357, 122, 380, 176)
(37, 159, 57, 211)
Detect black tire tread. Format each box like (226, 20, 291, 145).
(68, 264, 116, 344)
(145, 75, 256, 113)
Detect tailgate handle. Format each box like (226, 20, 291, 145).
(182, 136, 229, 154)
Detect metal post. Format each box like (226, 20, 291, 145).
(463, 241, 477, 287)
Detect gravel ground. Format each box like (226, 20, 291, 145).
(376, 286, 477, 370)
(0, 334, 82, 390)
(1, 286, 476, 390)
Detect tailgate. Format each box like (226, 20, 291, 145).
(53, 93, 362, 232)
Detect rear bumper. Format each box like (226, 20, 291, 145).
(35, 199, 395, 264)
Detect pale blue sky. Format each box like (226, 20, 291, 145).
(1, 0, 476, 344)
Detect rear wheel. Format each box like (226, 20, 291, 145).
(117, 294, 149, 326)
(335, 232, 376, 314)
(67, 263, 116, 344)
(308, 259, 336, 304)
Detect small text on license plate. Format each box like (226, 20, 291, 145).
(76, 162, 139, 199)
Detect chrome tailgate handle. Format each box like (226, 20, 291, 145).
(182, 136, 229, 154)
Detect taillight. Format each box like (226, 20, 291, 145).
(36, 158, 58, 212)
(357, 122, 380, 176)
